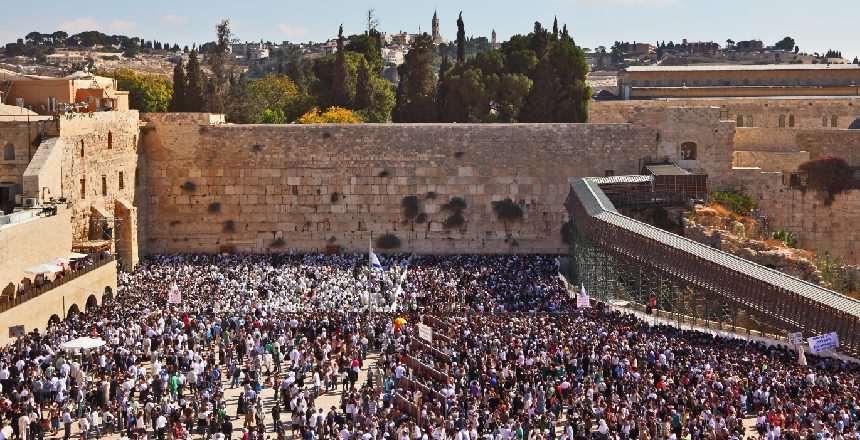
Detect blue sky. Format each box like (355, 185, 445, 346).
(2, 0, 857, 59)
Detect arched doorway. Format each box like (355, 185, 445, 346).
(86, 294, 98, 311)
(47, 314, 61, 329)
(67, 304, 80, 319)
(103, 286, 113, 304)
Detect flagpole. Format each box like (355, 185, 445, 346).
(368, 238, 372, 316)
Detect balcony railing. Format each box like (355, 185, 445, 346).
(0, 255, 115, 314)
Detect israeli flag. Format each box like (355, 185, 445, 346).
(370, 251, 383, 271)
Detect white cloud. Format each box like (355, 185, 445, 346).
(58, 17, 101, 34)
(108, 19, 137, 33)
(277, 23, 310, 38)
(162, 15, 189, 25)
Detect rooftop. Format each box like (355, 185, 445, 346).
(625, 64, 860, 73)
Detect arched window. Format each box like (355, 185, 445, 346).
(831, 115, 838, 127)
(779, 115, 786, 128)
(737, 115, 744, 127)
(789, 115, 795, 127)
(3, 142, 14, 161)
(107, 131, 113, 149)
(681, 142, 698, 160)
(745, 115, 753, 127)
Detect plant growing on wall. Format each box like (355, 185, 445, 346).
(425, 191, 437, 200)
(271, 237, 286, 248)
(401, 195, 421, 219)
(798, 156, 855, 205)
(180, 181, 197, 192)
(560, 221, 572, 245)
(443, 212, 465, 229)
(331, 192, 341, 203)
(208, 202, 221, 213)
(492, 198, 524, 223)
(441, 196, 468, 230)
(441, 196, 467, 212)
(223, 220, 236, 233)
(378, 169, 390, 177)
(376, 233, 401, 249)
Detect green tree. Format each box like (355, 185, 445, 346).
(442, 66, 487, 122)
(530, 22, 549, 60)
(774, 36, 796, 52)
(518, 62, 555, 122)
(392, 34, 437, 123)
(346, 32, 384, 73)
(437, 51, 452, 121)
(330, 25, 352, 108)
(456, 12, 466, 63)
(487, 73, 532, 122)
(103, 69, 172, 112)
(552, 16, 559, 40)
(169, 60, 186, 111)
(206, 19, 232, 113)
(185, 50, 206, 112)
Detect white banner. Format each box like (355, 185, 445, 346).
(807, 332, 839, 354)
(168, 284, 182, 304)
(418, 323, 433, 343)
(788, 332, 803, 346)
(577, 287, 590, 309)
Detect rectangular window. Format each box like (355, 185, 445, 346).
(118, 171, 124, 190)
(101, 175, 107, 196)
(80, 178, 86, 199)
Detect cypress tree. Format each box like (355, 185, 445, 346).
(553, 16, 559, 40)
(356, 58, 374, 112)
(437, 51, 451, 121)
(331, 24, 351, 107)
(185, 50, 205, 112)
(169, 60, 186, 111)
(392, 34, 437, 123)
(456, 12, 466, 64)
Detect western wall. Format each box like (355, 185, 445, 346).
(137, 99, 860, 263)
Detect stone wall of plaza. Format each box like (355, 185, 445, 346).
(0, 260, 116, 346)
(0, 205, 72, 290)
(590, 97, 860, 129)
(139, 114, 663, 255)
(0, 116, 58, 201)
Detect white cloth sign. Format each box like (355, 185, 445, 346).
(807, 332, 839, 354)
(577, 285, 590, 309)
(418, 323, 433, 343)
(168, 284, 182, 304)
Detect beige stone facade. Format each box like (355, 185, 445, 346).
(0, 205, 73, 290)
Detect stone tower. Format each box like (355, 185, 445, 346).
(492, 29, 497, 46)
(432, 9, 441, 44)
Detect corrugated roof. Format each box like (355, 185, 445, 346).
(625, 64, 860, 72)
(644, 164, 692, 176)
(569, 176, 860, 318)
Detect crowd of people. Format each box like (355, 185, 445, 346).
(0, 252, 856, 440)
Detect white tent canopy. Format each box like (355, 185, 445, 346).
(69, 252, 88, 259)
(46, 257, 70, 265)
(24, 263, 62, 275)
(60, 337, 106, 351)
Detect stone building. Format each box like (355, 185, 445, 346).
(619, 64, 860, 99)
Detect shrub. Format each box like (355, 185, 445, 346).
(180, 181, 197, 192)
(425, 191, 437, 200)
(207, 202, 221, 213)
(454, 151, 464, 158)
(378, 169, 390, 177)
(560, 221, 572, 245)
(444, 212, 465, 229)
(376, 233, 401, 249)
(251, 144, 262, 153)
(799, 156, 854, 204)
(271, 237, 286, 248)
(401, 195, 421, 219)
(416, 213, 429, 224)
(442, 196, 467, 212)
(223, 220, 236, 233)
(330, 192, 340, 203)
(772, 229, 798, 248)
(710, 191, 757, 216)
(169, 220, 181, 226)
(492, 198, 524, 222)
